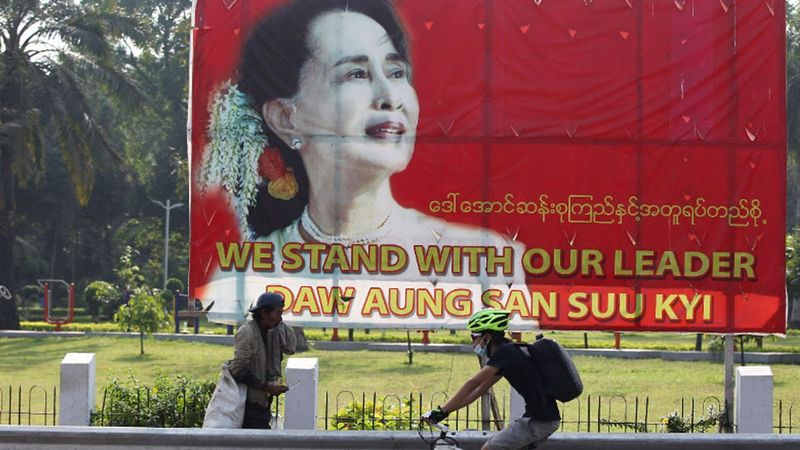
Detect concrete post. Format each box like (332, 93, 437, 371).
(735, 366, 773, 433)
(59, 353, 96, 426)
(510, 387, 525, 421)
(284, 357, 318, 430)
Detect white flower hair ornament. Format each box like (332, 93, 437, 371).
(199, 81, 298, 240)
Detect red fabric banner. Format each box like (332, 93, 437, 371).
(189, 0, 786, 332)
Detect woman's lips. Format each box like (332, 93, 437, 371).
(365, 121, 406, 139)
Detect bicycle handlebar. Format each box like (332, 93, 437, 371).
(432, 422, 450, 433)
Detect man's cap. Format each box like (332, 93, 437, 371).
(248, 292, 285, 313)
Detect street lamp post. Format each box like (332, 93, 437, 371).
(151, 199, 184, 289)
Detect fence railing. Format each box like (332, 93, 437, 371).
(40, 384, 800, 434)
(92, 384, 213, 427)
(320, 391, 800, 434)
(0, 385, 57, 426)
(777, 400, 799, 434)
(91, 384, 285, 429)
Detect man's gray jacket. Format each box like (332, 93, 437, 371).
(229, 320, 296, 406)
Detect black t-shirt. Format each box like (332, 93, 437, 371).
(487, 342, 560, 421)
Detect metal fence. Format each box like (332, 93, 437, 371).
(777, 400, 799, 434)
(92, 384, 213, 427)
(0, 386, 57, 426)
(320, 391, 800, 434)
(7, 383, 796, 434)
(92, 384, 284, 429)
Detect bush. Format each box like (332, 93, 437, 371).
(165, 278, 184, 294)
(92, 371, 216, 427)
(16, 284, 42, 306)
(660, 405, 725, 433)
(84, 281, 121, 320)
(332, 398, 414, 430)
(20, 321, 122, 332)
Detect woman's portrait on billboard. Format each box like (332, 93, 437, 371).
(199, 0, 524, 323)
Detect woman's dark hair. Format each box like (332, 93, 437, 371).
(239, 0, 411, 237)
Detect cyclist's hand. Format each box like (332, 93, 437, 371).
(421, 407, 448, 424)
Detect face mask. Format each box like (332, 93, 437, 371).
(473, 336, 488, 357)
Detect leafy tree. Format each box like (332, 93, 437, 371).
(788, 2, 799, 230)
(0, 0, 142, 328)
(114, 290, 172, 355)
(115, 245, 146, 293)
(113, 219, 188, 289)
(788, 234, 800, 328)
(113, 245, 172, 353)
(83, 280, 120, 321)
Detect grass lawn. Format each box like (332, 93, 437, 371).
(19, 318, 800, 353)
(1, 335, 800, 430)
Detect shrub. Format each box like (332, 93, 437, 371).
(92, 371, 216, 427)
(20, 321, 122, 332)
(660, 405, 724, 433)
(165, 278, 184, 294)
(84, 281, 121, 320)
(16, 285, 42, 321)
(332, 398, 413, 430)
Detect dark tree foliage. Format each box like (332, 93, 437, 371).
(788, 2, 799, 231)
(1, 0, 143, 328)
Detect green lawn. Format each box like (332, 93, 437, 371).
(1, 335, 800, 430)
(20, 319, 800, 353)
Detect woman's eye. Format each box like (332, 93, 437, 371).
(347, 69, 368, 80)
(389, 69, 406, 79)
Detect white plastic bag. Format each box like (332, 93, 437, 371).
(203, 363, 247, 428)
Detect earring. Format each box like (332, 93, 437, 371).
(291, 137, 303, 150)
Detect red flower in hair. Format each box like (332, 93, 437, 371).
(258, 147, 298, 200)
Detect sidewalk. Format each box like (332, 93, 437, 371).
(2, 330, 799, 364)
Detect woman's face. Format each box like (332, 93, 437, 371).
(290, 11, 419, 175)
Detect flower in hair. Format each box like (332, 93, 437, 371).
(257, 148, 298, 200)
(199, 80, 271, 238)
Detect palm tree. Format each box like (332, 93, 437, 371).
(0, 0, 142, 328)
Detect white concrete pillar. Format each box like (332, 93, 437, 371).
(284, 357, 318, 430)
(735, 365, 773, 433)
(59, 353, 96, 426)
(510, 387, 525, 420)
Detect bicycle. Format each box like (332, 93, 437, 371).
(417, 421, 463, 450)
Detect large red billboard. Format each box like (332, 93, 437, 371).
(189, 0, 786, 333)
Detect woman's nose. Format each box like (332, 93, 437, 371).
(372, 74, 402, 110)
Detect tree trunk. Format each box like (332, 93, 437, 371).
(0, 145, 20, 330)
(140, 329, 144, 355)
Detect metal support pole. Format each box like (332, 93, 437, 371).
(151, 199, 184, 289)
(723, 334, 735, 432)
(164, 199, 170, 289)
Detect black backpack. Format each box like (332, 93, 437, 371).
(517, 334, 583, 402)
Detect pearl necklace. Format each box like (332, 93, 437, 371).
(300, 206, 394, 246)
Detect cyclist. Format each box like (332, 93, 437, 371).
(421, 309, 560, 449)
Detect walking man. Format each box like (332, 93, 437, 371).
(230, 292, 296, 428)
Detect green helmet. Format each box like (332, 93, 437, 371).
(467, 309, 510, 333)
